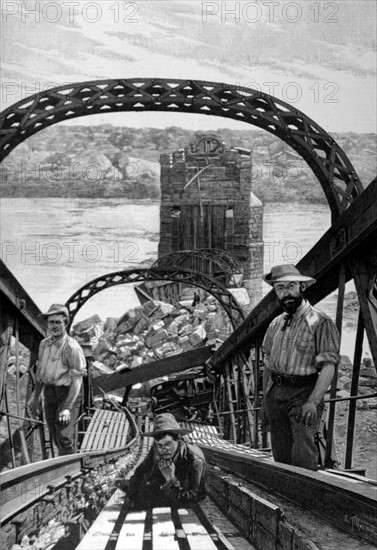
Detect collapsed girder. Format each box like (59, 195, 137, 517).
(151, 249, 242, 286)
(65, 267, 245, 329)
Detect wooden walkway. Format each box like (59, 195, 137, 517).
(79, 409, 130, 452)
(75, 418, 377, 549)
(183, 422, 272, 461)
(76, 493, 255, 550)
(76, 417, 254, 549)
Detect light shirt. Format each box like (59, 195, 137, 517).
(37, 333, 87, 386)
(262, 300, 340, 376)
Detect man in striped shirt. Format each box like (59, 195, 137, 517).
(262, 265, 340, 470)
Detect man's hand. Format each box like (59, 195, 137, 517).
(58, 409, 71, 426)
(158, 458, 175, 482)
(299, 401, 317, 428)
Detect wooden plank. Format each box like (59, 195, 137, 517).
(179, 507, 217, 549)
(105, 412, 120, 449)
(87, 410, 112, 451)
(152, 507, 180, 550)
(102, 412, 125, 449)
(80, 409, 102, 451)
(93, 346, 213, 394)
(116, 510, 146, 550)
(80, 411, 130, 452)
(76, 492, 122, 550)
(93, 410, 113, 451)
(115, 418, 130, 449)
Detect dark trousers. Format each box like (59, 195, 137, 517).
(44, 385, 81, 455)
(266, 383, 324, 471)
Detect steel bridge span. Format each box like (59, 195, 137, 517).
(0, 78, 376, 548)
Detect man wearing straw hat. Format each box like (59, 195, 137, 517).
(116, 413, 206, 508)
(29, 304, 86, 455)
(262, 265, 340, 470)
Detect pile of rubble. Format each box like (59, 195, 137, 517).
(71, 291, 230, 377)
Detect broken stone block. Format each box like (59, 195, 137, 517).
(189, 325, 207, 346)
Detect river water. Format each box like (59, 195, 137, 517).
(0, 198, 365, 358)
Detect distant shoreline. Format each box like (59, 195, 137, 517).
(0, 195, 327, 205)
(1, 126, 374, 204)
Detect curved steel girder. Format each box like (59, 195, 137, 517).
(151, 249, 242, 285)
(0, 79, 363, 215)
(195, 249, 243, 274)
(65, 267, 245, 329)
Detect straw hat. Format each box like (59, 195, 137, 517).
(141, 413, 192, 437)
(263, 265, 316, 287)
(40, 303, 69, 320)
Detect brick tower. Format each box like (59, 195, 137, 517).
(158, 133, 263, 306)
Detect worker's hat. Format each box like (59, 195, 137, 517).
(40, 303, 69, 320)
(263, 264, 316, 287)
(141, 413, 192, 437)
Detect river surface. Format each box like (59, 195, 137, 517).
(0, 198, 366, 358)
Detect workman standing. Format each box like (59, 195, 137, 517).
(29, 304, 86, 455)
(115, 413, 206, 508)
(262, 265, 340, 470)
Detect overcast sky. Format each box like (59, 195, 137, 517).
(1, 0, 376, 132)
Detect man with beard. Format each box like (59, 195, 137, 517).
(262, 265, 340, 470)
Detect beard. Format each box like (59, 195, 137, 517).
(279, 294, 303, 314)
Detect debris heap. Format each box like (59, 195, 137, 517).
(71, 292, 230, 377)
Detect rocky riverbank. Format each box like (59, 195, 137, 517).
(1, 125, 375, 201)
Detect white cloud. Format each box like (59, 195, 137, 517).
(1, 0, 376, 132)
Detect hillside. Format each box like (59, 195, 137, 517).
(0, 125, 375, 202)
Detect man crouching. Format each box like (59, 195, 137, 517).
(116, 413, 206, 508)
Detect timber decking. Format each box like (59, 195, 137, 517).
(76, 418, 255, 550)
(75, 495, 255, 550)
(183, 422, 272, 460)
(79, 410, 130, 453)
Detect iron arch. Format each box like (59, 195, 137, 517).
(65, 267, 245, 329)
(151, 249, 242, 286)
(0, 78, 363, 215)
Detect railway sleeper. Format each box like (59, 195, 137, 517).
(74, 417, 377, 550)
(75, 469, 351, 550)
(75, 445, 375, 550)
(74, 475, 336, 550)
(75, 490, 255, 550)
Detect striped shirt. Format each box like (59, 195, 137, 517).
(262, 300, 340, 376)
(37, 333, 87, 386)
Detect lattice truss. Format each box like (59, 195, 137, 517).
(65, 267, 245, 328)
(151, 249, 242, 287)
(0, 79, 364, 214)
